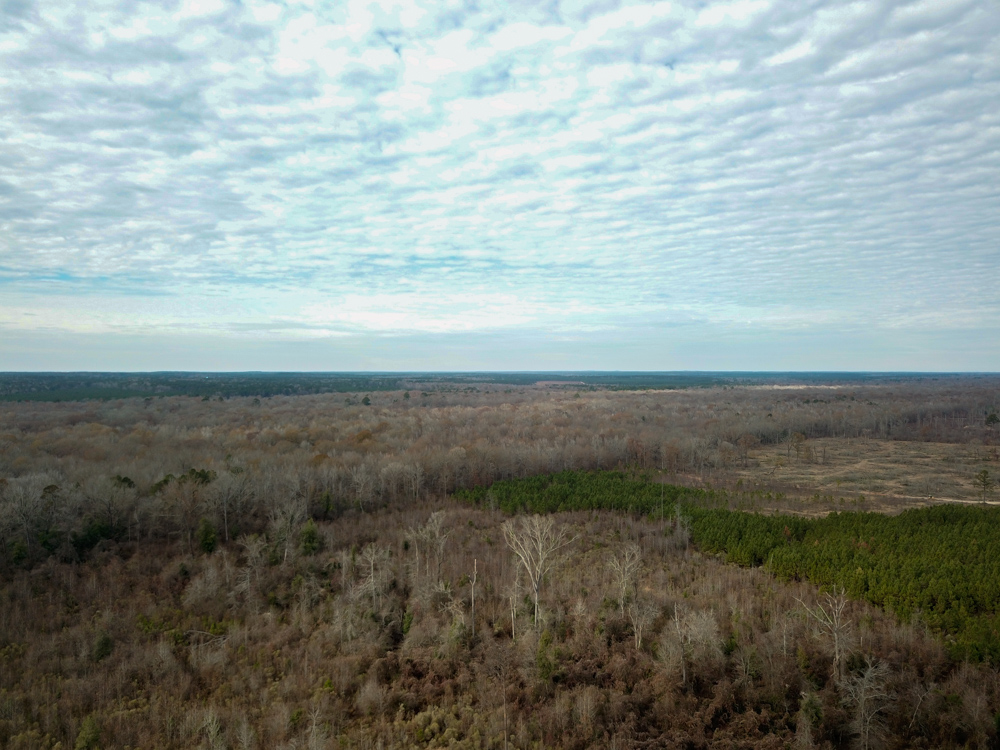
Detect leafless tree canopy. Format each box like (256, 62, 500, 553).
(502, 514, 575, 630)
(0, 378, 998, 747)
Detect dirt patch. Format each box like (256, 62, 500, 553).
(663, 437, 999, 516)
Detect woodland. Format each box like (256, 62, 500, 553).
(1, 374, 999, 749)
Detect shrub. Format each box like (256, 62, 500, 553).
(299, 519, 321, 556)
(92, 631, 113, 662)
(75, 716, 101, 750)
(197, 518, 217, 554)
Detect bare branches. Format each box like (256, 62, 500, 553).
(628, 600, 658, 650)
(798, 587, 854, 682)
(469, 558, 478, 640)
(210, 472, 251, 543)
(843, 656, 893, 750)
(502, 515, 576, 630)
(268, 496, 306, 564)
(358, 542, 391, 612)
(609, 542, 641, 617)
(668, 605, 722, 686)
(408, 510, 450, 581)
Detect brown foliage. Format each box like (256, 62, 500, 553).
(1, 379, 999, 747)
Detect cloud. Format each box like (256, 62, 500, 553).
(0, 0, 998, 369)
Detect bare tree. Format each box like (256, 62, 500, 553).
(339, 547, 355, 590)
(628, 600, 658, 650)
(235, 715, 256, 750)
(0, 475, 53, 557)
(379, 462, 407, 503)
(405, 463, 424, 502)
(439, 585, 466, 640)
(736, 433, 760, 468)
(358, 542, 391, 612)
(203, 710, 225, 750)
(906, 679, 935, 732)
(268, 496, 306, 563)
(670, 506, 691, 551)
(350, 463, 376, 512)
(235, 534, 267, 608)
(505, 571, 522, 642)
(843, 656, 892, 750)
(211, 472, 251, 543)
(406, 520, 424, 580)
(668, 605, 721, 686)
(469, 558, 478, 640)
(609, 542, 641, 617)
(798, 587, 854, 682)
(238, 533, 267, 571)
(306, 706, 328, 750)
(163, 480, 209, 555)
(409, 510, 451, 581)
(502, 515, 575, 630)
(423, 510, 450, 580)
(480, 640, 515, 750)
(81, 476, 135, 540)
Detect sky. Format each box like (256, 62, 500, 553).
(1, 0, 999, 372)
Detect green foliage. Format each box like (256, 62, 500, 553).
(974, 469, 994, 503)
(75, 715, 101, 750)
(362, 395, 371, 406)
(799, 692, 823, 727)
(197, 518, 217, 554)
(699, 504, 1000, 663)
(9, 539, 27, 565)
(149, 474, 175, 494)
(92, 631, 113, 662)
(468, 470, 1000, 664)
(184, 468, 217, 486)
(536, 629, 559, 681)
(0, 370, 897, 402)
(152, 468, 217, 495)
(299, 519, 321, 556)
(456, 469, 707, 514)
(759, 504, 1000, 662)
(202, 616, 229, 637)
(72, 519, 124, 555)
(318, 490, 335, 519)
(686, 507, 809, 566)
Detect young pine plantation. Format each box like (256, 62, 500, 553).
(1, 377, 999, 749)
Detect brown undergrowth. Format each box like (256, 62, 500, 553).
(2, 380, 999, 748)
(2, 505, 997, 749)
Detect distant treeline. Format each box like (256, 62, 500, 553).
(0, 370, 959, 402)
(458, 470, 1000, 663)
(0, 372, 411, 401)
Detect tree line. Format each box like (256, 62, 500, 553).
(462, 470, 1000, 664)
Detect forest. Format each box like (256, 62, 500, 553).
(459, 471, 1000, 662)
(1, 375, 999, 748)
(0, 371, 938, 402)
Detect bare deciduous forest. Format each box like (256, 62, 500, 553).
(2, 375, 999, 749)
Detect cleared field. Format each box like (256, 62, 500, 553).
(716, 437, 1000, 513)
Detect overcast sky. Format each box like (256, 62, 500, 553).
(1, 0, 998, 371)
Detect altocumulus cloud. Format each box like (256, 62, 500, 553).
(0, 0, 998, 370)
